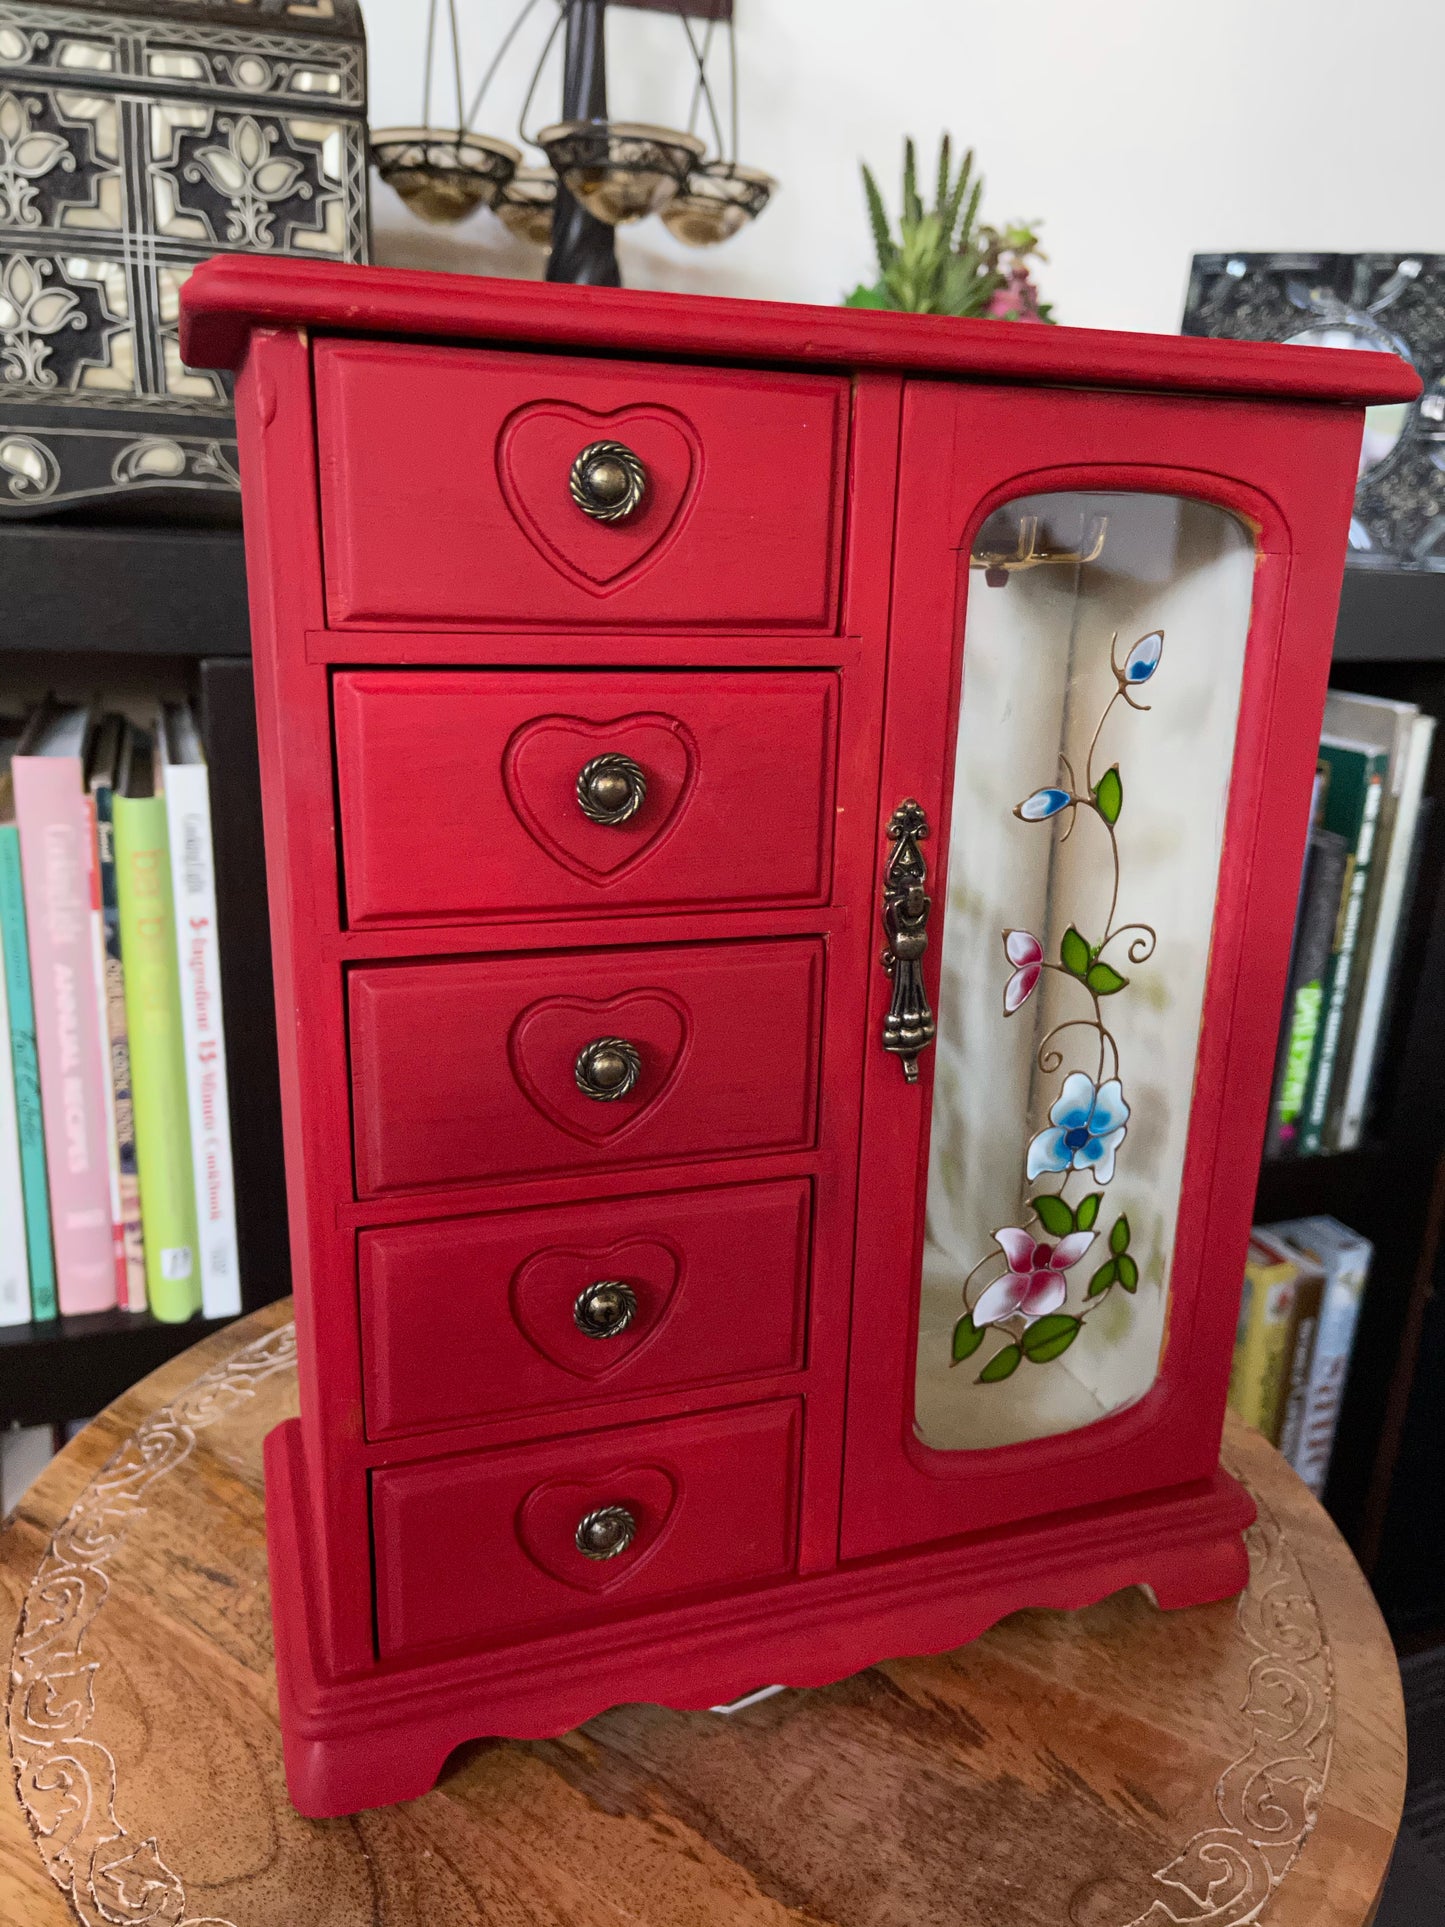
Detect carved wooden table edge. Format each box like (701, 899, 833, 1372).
(0, 1300, 1407, 1927)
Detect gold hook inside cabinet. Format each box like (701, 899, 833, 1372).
(971, 512, 1109, 586)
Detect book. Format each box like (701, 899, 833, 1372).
(1266, 1216, 1373, 1495)
(1227, 1234, 1301, 1441)
(161, 703, 240, 1319)
(12, 704, 116, 1314)
(1337, 710, 1436, 1147)
(89, 714, 147, 1312)
(0, 747, 56, 1322)
(1270, 1234, 1325, 1465)
(1265, 770, 1347, 1158)
(1298, 738, 1388, 1156)
(115, 726, 201, 1324)
(0, 729, 29, 1325)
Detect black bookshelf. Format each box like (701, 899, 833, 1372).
(0, 519, 286, 1432)
(1255, 563, 1445, 1643)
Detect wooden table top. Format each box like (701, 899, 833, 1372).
(0, 1301, 1405, 1927)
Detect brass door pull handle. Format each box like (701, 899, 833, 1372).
(880, 799, 937, 1082)
(573, 1280, 638, 1338)
(575, 1036, 642, 1101)
(570, 440, 648, 522)
(576, 753, 647, 825)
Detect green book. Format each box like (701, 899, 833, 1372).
(114, 733, 200, 1324)
(0, 794, 58, 1323)
(1298, 739, 1388, 1157)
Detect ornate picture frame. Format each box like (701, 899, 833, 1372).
(1183, 253, 1445, 572)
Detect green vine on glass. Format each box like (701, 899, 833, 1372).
(952, 626, 1164, 1383)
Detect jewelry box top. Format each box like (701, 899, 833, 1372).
(179, 255, 1422, 406)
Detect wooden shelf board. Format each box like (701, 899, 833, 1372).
(1335, 566, 1445, 662)
(0, 522, 249, 658)
(0, 1309, 231, 1429)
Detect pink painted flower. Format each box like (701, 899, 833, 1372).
(973, 1225, 1096, 1326)
(1003, 929, 1043, 1014)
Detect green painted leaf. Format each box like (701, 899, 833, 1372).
(1110, 1214, 1132, 1255)
(978, 1343, 1022, 1383)
(1023, 1315, 1081, 1362)
(1085, 960, 1129, 996)
(1075, 1192, 1101, 1232)
(1117, 1254, 1139, 1293)
(1060, 926, 1091, 977)
(1034, 1193, 1074, 1237)
(1087, 1259, 1117, 1298)
(1095, 764, 1123, 825)
(952, 1314, 986, 1363)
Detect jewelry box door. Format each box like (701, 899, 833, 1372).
(840, 376, 1362, 1563)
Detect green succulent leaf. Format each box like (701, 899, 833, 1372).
(1087, 1259, 1117, 1298)
(1117, 1254, 1139, 1293)
(1022, 1314, 1081, 1362)
(1110, 1214, 1132, 1255)
(952, 1313, 986, 1363)
(844, 282, 891, 309)
(978, 1343, 1022, 1383)
(1095, 765, 1123, 824)
(1075, 1192, 1101, 1232)
(1060, 926, 1091, 977)
(861, 162, 896, 271)
(1085, 960, 1129, 996)
(1033, 1193, 1074, 1237)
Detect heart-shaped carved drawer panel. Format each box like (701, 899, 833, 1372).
(360, 1179, 810, 1440)
(333, 671, 837, 928)
(372, 1401, 800, 1658)
(348, 938, 822, 1197)
(314, 340, 846, 629)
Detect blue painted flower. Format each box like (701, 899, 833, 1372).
(1123, 628, 1164, 685)
(1027, 1073, 1130, 1184)
(1015, 787, 1073, 822)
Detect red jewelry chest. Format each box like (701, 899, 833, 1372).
(180, 257, 1417, 1817)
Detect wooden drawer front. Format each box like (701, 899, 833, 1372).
(374, 1400, 800, 1656)
(361, 1180, 810, 1439)
(314, 342, 847, 629)
(349, 939, 823, 1197)
(334, 671, 838, 928)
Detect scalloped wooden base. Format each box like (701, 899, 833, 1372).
(264, 1418, 1256, 1818)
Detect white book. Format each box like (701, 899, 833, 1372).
(0, 860, 30, 1325)
(161, 704, 240, 1318)
(1337, 710, 1435, 1148)
(1266, 1216, 1372, 1496)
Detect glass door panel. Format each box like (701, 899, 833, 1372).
(914, 492, 1255, 1452)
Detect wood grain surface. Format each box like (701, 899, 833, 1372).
(0, 1301, 1405, 1927)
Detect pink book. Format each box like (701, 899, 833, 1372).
(13, 706, 117, 1314)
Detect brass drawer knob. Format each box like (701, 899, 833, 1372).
(574, 1036, 641, 1101)
(575, 1503, 636, 1561)
(574, 1279, 638, 1338)
(576, 752, 647, 826)
(570, 439, 648, 523)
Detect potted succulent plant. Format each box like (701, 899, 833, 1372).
(846, 136, 1054, 322)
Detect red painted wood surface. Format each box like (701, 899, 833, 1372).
(348, 939, 824, 1196)
(842, 383, 1365, 1561)
(315, 343, 847, 629)
(372, 1400, 801, 1657)
(360, 1179, 811, 1439)
(202, 256, 1395, 1816)
(182, 255, 1422, 406)
(333, 670, 838, 927)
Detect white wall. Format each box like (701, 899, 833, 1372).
(361, 0, 1445, 335)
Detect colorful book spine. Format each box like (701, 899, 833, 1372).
(1269, 1216, 1373, 1496)
(115, 792, 200, 1323)
(92, 775, 147, 1310)
(12, 755, 117, 1313)
(1299, 743, 1387, 1156)
(164, 721, 240, 1319)
(0, 825, 56, 1320)
(0, 894, 28, 1325)
(1266, 824, 1346, 1157)
(85, 795, 128, 1306)
(1227, 1236, 1300, 1442)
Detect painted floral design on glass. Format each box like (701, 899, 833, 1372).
(953, 628, 1163, 1381)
